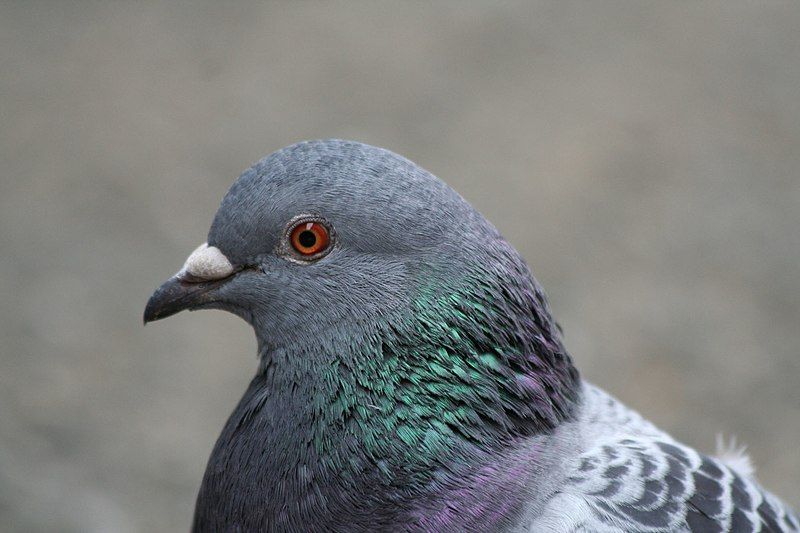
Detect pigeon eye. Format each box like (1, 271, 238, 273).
(289, 220, 331, 258)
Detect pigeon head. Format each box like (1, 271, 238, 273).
(147, 140, 494, 347)
(145, 139, 579, 456)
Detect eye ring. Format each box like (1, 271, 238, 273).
(284, 216, 334, 261)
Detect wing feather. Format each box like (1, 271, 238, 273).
(531, 436, 798, 532)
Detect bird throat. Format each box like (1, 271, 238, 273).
(193, 260, 581, 531)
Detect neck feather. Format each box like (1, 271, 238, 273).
(195, 246, 581, 530)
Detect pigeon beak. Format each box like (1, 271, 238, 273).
(143, 275, 231, 323)
(143, 243, 236, 324)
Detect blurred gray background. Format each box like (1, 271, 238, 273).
(1, 1, 798, 531)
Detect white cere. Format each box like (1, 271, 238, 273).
(180, 243, 234, 280)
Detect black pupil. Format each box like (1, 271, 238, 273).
(298, 230, 317, 249)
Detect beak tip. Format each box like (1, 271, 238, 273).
(143, 273, 228, 326)
(142, 278, 184, 325)
(143, 295, 163, 324)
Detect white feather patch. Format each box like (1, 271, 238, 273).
(715, 433, 755, 478)
(180, 242, 234, 280)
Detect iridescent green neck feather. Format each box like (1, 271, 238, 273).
(194, 238, 580, 531)
(183, 139, 582, 531)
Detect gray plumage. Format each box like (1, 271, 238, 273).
(144, 139, 798, 532)
(525, 385, 798, 532)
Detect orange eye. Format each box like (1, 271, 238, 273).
(289, 221, 330, 257)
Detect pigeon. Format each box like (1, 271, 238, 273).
(144, 140, 798, 532)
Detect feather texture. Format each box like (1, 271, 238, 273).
(527, 386, 799, 532)
(145, 140, 797, 532)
